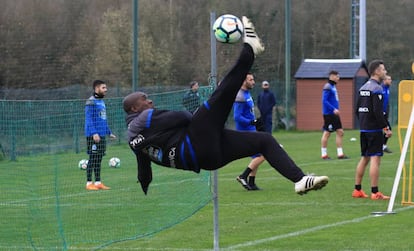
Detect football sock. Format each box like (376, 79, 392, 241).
(240, 167, 252, 178)
(248, 176, 256, 185)
(355, 184, 362, 190)
(337, 147, 344, 156)
(321, 148, 327, 156)
(371, 187, 379, 194)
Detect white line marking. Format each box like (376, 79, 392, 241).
(223, 206, 414, 250)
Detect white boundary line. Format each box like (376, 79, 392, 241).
(223, 206, 414, 250)
(5, 206, 412, 251)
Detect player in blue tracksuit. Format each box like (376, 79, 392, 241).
(234, 86, 255, 131)
(320, 70, 348, 159)
(85, 95, 112, 138)
(84, 80, 116, 190)
(233, 73, 265, 190)
(122, 16, 328, 196)
(381, 75, 393, 153)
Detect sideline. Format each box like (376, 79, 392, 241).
(223, 206, 414, 250)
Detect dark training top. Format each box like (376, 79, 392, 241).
(126, 109, 194, 171)
(356, 79, 388, 132)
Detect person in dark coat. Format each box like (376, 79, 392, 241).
(257, 80, 276, 133)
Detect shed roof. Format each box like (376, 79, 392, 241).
(294, 59, 367, 79)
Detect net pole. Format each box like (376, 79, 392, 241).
(387, 105, 414, 213)
(210, 12, 219, 251)
(132, 0, 139, 91)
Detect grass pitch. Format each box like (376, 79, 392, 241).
(114, 129, 414, 251)
(2, 129, 414, 250)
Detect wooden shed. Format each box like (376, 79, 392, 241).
(294, 59, 369, 131)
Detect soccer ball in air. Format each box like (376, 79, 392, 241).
(108, 157, 121, 168)
(213, 14, 244, 43)
(78, 159, 88, 170)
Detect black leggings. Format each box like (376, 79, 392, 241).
(188, 44, 304, 183)
(86, 137, 106, 182)
(86, 153, 103, 182)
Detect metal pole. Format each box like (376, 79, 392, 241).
(386, 105, 414, 213)
(210, 12, 219, 251)
(350, 0, 358, 58)
(284, 0, 291, 130)
(132, 0, 139, 91)
(359, 0, 366, 61)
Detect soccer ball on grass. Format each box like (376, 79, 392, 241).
(213, 14, 243, 43)
(108, 157, 121, 168)
(78, 159, 88, 170)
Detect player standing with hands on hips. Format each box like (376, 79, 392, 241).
(122, 16, 329, 196)
(84, 80, 116, 190)
(320, 70, 348, 160)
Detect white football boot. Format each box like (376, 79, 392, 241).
(295, 175, 329, 195)
(242, 16, 265, 55)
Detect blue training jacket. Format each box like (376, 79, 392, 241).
(382, 83, 390, 114)
(84, 96, 112, 137)
(233, 89, 256, 131)
(322, 81, 339, 115)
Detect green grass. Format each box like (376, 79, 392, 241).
(0, 144, 211, 250)
(110, 130, 414, 251)
(2, 129, 414, 250)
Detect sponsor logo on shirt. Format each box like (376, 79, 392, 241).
(360, 91, 371, 96)
(129, 134, 145, 149)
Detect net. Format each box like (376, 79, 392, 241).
(0, 88, 213, 250)
(0, 1, 292, 249)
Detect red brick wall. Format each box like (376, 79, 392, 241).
(296, 79, 354, 130)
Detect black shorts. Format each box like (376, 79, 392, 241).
(360, 131, 383, 156)
(323, 114, 342, 132)
(86, 136, 107, 155)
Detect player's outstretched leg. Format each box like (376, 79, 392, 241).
(220, 129, 329, 195)
(242, 17, 327, 195)
(242, 16, 264, 55)
(295, 175, 329, 195)
(190, 17, 263, 132)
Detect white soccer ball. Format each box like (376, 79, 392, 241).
(78, 159, 88, 170)
(108, 157, 121, 168)
(350, 137, 357, 142)
(213, 14, 244, 43)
